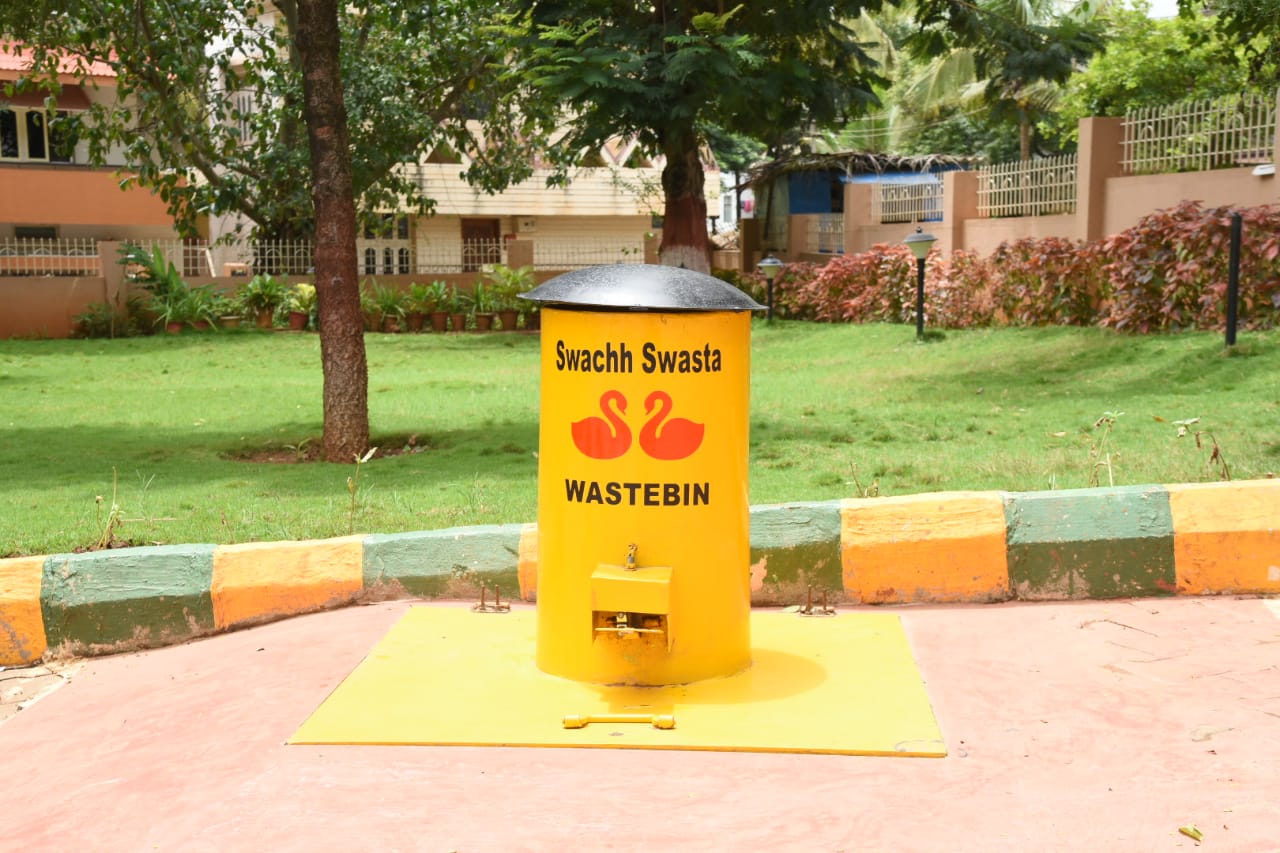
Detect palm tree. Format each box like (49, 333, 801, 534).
(898, 0, 1105, 161)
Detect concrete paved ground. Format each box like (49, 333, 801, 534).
(1, 597, 1277, 852)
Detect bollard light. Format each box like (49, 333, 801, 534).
(904, 227, 937, 340)
(756, 254, 784, 323)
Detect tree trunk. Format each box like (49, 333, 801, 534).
(659, 128, 710, 273)
(295, 0, 370, 463)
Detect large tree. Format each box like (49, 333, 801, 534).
(295, 0, 366, 460)
(901, 0, 1104, 161)
(514, 2, 892, 272)
(1039, 3, 1251, 150)
(4, 1, 552, 241)
(1178, 0, 1280, 89)
(4, 1, 555, 461)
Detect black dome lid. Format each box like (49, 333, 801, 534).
(520, 264, 764, 312)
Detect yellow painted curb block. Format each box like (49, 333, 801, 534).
(212, 537, 364, 630)
(842, 492, 1009, 604)
(1168, 480, 1280, 595)
(0, 556, 47, 665)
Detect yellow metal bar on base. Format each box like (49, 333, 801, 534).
(563, 713, 676, 730)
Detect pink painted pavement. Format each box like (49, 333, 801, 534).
(1, 597, 1277, 851)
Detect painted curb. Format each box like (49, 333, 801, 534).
(842, 491, 1009, 604)
(41, 545, 216, 657)
(1005, 485, 1177, 600)
(1, 478, 1276, 665)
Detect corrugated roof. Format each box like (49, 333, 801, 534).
(748, 151, 979, 186)
(0, 42, 116, 79)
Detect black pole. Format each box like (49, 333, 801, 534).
(767, 277, 774, 323)
(1226, 211, 1241, 347)
(915, 257, 925, 340)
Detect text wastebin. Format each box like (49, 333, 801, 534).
(522, 264, 764, 686)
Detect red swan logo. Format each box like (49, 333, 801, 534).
(571, 389, 631, 459)
(571, 390, 705, 460)
(639, 390, 704, 460)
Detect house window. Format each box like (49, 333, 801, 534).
(0, 108, 75, 162)
(1, 109, 19, 158)
(233, 91, 254, 142)
(362, 214, 409, 239)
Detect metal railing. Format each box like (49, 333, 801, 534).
(977, 154, 1078, 218)
(0, 238, 101, 276)
(532, 239, 645, 270)
(872, 181, 944, 224)
(1, 235, 647, 279)
(1123, 91, 1277, 175)
(815, 214, 844, 253)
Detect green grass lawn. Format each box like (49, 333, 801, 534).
(2, 322, 1277, 557)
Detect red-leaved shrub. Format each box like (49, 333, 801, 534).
(1098, 200, 1280, 332)
(723, 201, 1279, 333)
(989, 237, 1105, 326)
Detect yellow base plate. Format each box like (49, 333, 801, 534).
(290, 607, 945, 757)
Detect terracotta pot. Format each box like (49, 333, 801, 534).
(449, 312, 467, 332)
(288, 311, 308, 331)
(220, 316, 242, 329)
(405, 311, 425, 333)
(192, 320, 212, 331)
(382, 317, 402, 333)
(256, 309, 274, 329)
(430, 311, 449, 332)
(165, 321, 183, 334)
(498, 309, 519, 331)
(474, 313, 495, 331)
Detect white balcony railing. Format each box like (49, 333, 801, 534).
(977, 154, 1078, 218)
(0, 238, 102, 276)
(872, 181, 944, 224)
(1123, 91, 1277, 175)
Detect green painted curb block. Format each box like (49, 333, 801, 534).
(1004, 485, 1177, 600)
(363, 525, 523, 598)
(40, 544, 216, 653)
(749, 501, 843, 593)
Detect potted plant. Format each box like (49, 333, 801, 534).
(187, 285, 219, 330)
(119, 243, 184, 300)
(211, 292, 242, 328)
(485, 264, 534, 331)
(151, 284, 196, 333)
(238, 274, 288, 329)
(373, 282, 407, 332)
(447, 285, 469, 332)
(287, 282, 316, 331)
(421, 280, 451, 332)
(359, 284, 380, 331)
(405, 282, 429, 332)
(470, 282, 497, 331)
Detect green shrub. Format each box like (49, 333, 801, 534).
(73, 301, 144, 338)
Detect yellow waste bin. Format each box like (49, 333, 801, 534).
(522, 264, 764, 685)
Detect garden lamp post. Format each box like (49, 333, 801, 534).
(757, 254, 784, 323)
(904, 227, 937, 340)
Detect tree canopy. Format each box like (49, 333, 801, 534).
(513, 1, 894, 270)
(2, 0, 556, 241)
(1039, 3, 1252, 148)
(1178, 0, 1280, 89)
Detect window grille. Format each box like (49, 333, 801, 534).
(977, 154, 1077, 218)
